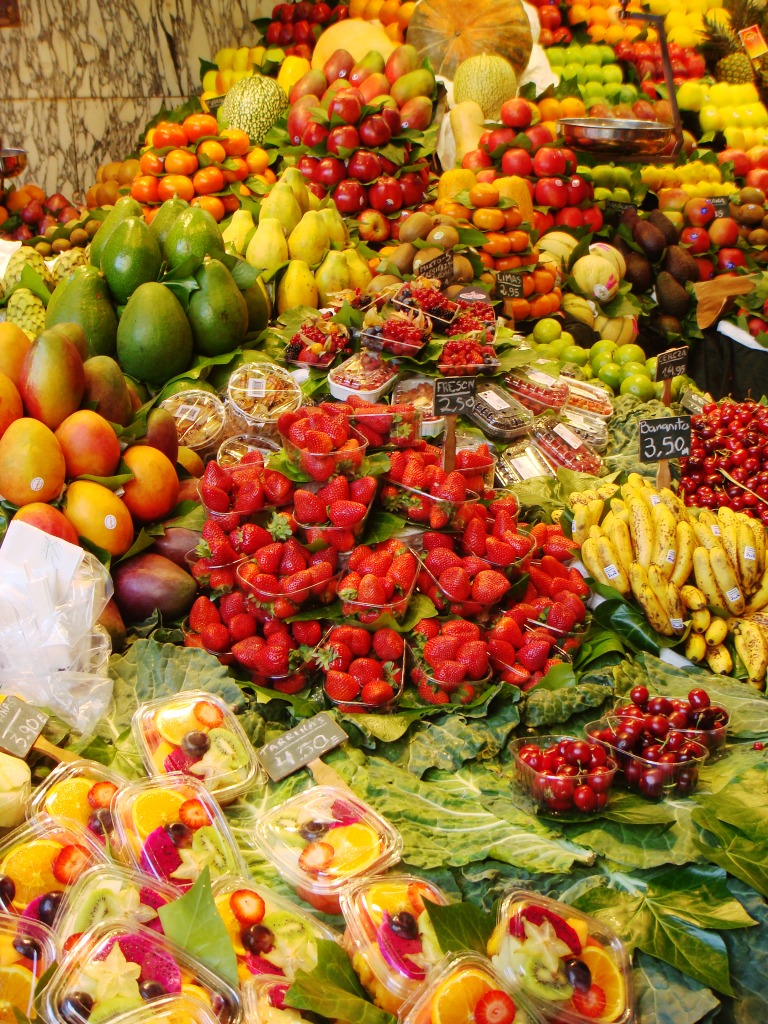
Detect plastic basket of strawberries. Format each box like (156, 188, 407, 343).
(337, 540, 420, 625)
(315, 624, 406, 713)
(452, 440, 498, 499)
(277, 406, 368, 483)
(342, 395, 422, 449)
(381, 449, 481, 532)
(228, 617, 323, 695)
(198, 455, 295, 531)
(408, 619, 493, 708)
(292, 474, 378, 553)
(416, 541, 513, 620)
(236, 538, 341, 619)
(437, 337, 500, 377)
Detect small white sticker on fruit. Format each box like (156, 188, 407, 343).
(30, 477, 43, 492)
(671, 618, 684, 630)
(479, 389, 509, 412)
(745, 545, 757, 561)
(553, 423, 583, 449)
(666, 549, 677, 564)
(247, 378, 266, 398)
(650, 494, 661, 505)
(604, 563, 620, 580)
(711, 525, 721, 536)
(175, 404, 200, 423)
(726, 586, 742, 602)
(104, 515, 117, 531)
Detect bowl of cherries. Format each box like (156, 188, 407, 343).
(511, 735, 617, 816)
(615, 686, 729, 760)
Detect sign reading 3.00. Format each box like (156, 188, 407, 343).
(639, 416, 691, 463)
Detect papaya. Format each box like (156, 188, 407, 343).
(187, 258, 249, 356)
(46, 265, 118, 358)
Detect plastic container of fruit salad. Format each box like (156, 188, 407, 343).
(132, 691, 263, 805)
(30, 757, 125, 848)
(227, 362, 302, 430)
(252, 785, 403, 915)
(557, 407, 610, 453)
(212, 874, 340, 982)
(0, 817, 108, 920)
(496, 440, 557, 485)
(340, 874, 449, 1015)
(468, 382, 533, 441)
(0, 910, 59, 1022)
(54, 863, 179, 944)
(328, 351, 399, 402)
(531, 412, 603, 476)
(489, 890, 634, 1024)
(95, 992, 223, 1024)
(242, 976, 323, 1024)
(159, 389, 228, 456)
(112, 774, 245, 891)
(393, 374, 445, 438)
(43, 922, 240, 1024)
(399, 950, 544, 1024)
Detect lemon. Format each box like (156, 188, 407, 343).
(43, 777, 95, 827)
(130, 788, 186, 841)
(323, 822, 383, 876)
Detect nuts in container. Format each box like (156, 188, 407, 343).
(227, 361, 302, 428)
(160, 389, 227, 455)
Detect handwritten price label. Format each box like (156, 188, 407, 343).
(655, 345, 688, 382)
(0, 695, 48, 758)
(639, 416, 691, 463)
(257, 713, 347, 781)
(434, 377, 476, 416)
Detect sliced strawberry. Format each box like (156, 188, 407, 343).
(229, 889, 266, 927)
(298, 841, 334, 874)
(87, 780, 119, 810)
(52, 844, 92, 885)
(474, 989, 518, 1024)
(179, 798, 213, 830)
(193, 700, 224, 729)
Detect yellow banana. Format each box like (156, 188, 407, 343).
(569, 490, 597, 508)
(745, 609, 768, 630)
(745, 563, 768, 613)
(606, 518, 634, 578)
(581, 538, 608, 587)
(651, 501, 678, 581)
(685, 633, 707, 664)
(610, 498, 627, 515)
(704, 617, 729, 646)
(596, 535, 630, 595)
(660, 487, 688, 524)
(572, 504, 591, 546)
(586, 498, 604, 529)
(748, 517, 766, 578)
(706, 643, 733, 675)
(681, 584, 708, 611)
(601, 510, 616, 535)
(627, 472, 648, 490)
(671, 521, 695, 589)
(629, 563, 674, 636)
(716, 506, 736, 528)
(691, 607, 711, 633)
(664, 581, 686, 635)
(692, 519, 720, 551)
(596, 483, 619, 501)
(710, 543, 746, 615)
(733, 619, 768, 687)
(588, 524, 604, 541)
(738, 518, 760, 593)
(627, 495, 654, 570)
(720, 521, 740, 577)
(692, 546, 728, 610)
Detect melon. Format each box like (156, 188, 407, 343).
(538, 231, 581, 267)
(588, 241, 626, 279)
(572, 254, 620, 304)
(453, 55, 517, 120)
(311, 19, 396, 70)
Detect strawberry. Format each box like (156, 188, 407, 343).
(52, 844, 92, 885)
(529, 522, 549, 549)
(432, 471, 467, 502)
(337, 438, 365, 472)
(541, 554, 570, 579)
(87, 781, 118, 810)
(438, 566, 471, 601)
(301, 452, 336, 481)
(232, 636, 267, 670)
(193, 700, 224, 729)
(288, 420, 311, 448)
(501, 663, 531, 686)
(218, 590, 247, 624)
(329, 625, 371, 656)
(318, 476, 350, 505)
(470, 570, 510, 604)
(209, 567, 237, 592)
(294, 489, 328, 525)
(326, 641, 352, 672)
(388, 552, 417, 592)
(387, 450, 409, 480)
(201, 622, 230, 653)
(412, 618, 439, 639)
(429, 503, 450, 530)
(442, 620, 481, 640)
(417, 679, 450, 704)
(528, 564, 555, 598)
(274, 672, 310, 694)
(279, 539, 308, 575)
(360, 680, 394, 705)
(559, 590, 587, 623)
(234, 480, 265, 513)
(567, 567, 591, 596)
(544, 535, 579, 561)
(547, 602, 577, 634)
(508, 603, 537, 628)
(263, 470, 294, 506)
(292, 620, 322, 647)
(298, 842, 334, 873)
(543, 657, 563, 674)
(492, 508, 516, 539)
(338, 572, 360, 601)
(453, 682, 477, 705)
(328, 500, 367, 527)
(359, 575, 386, 605)
(203, 461, 232, 491)
(277, 409, 303, 436)
(281, 569, 316, 603)
(200, 484, 230, 513)
(461, 554, 490, 578)
(474, 989, 518, 1024)
(322, 414, 350, 448)
(488, 638, 518, 670)
(402, 460, 427, 490)
(485, 536, 517, 567)
(490, 616, 523, 648)
(201, 521, 237, 562)
(310, 547, 338, 570)
(517, 638, 550, 673)
(372, 628, 404, 662)
(178, 797, 214, 829)
(229, 890, 266, 927)
(255, 643, 290, 677)
(228, 613, 257, 643)
(355, 422, 385, 447)
(424, 635, 460, 666)
(462, 517, 487, 557)
(456, 640, 489, 680)
(189, 596, 220, 633)
(350, 657, 383, 684)
(433, 660, 467, 687)
(422, 532, 454, 551)
(350, 475, 377, 505)
(505, 532, 535, 559)
(425, 548, 463, 577)
(324, 670, 360, 701)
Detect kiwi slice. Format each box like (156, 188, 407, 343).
(260, 911, 317, 970)
(89, 996, 144, 1023)
(192, 825, 236, 876)
(518, 951, 573, 1003)
(208, 727, 249, 770)
(71, 888, 122, 933)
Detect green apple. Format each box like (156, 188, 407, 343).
(620, 374, 656, 400)
(602, 64, 622, 84)
(581, 45, 603, 65)
(561, 344, 589, 366)
(591, 165, 616, 189)
(603, 82, 622, 103)
(598, 44, 616, 64)
(614, 343, 647, 366)
(619, 84, 637, 104)
(583, 81, 605, 99)
(562, 63, 582, 80)
(547, 46, 567, 67)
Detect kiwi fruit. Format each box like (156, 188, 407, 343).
(398, 212, 433, 244)
(262, 911, 317, 969)
(367, 274, 401, 294)
(426, 224, 459, 249)
(208, 727, 248, 770)
(740, 186, 765, 205)
(648, 209, 679, 247)
(192, 825, 235, 874)
(89, 997, 144, 1023)
(452, 254, 474, 283)
(737, 203, 764, 227)
(433, 214, 462, 229)
(412, 247, 442, 274)
(71, 887, 122, 933)
(386, 242, 417, 275)
(519, 952, 574, 1002)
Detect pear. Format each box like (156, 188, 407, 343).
(343, 247, 373, 291)
(314, 250, 350, 306)
(280, 167, 310, 214)
(306, 189, 322, 212)
(246, 217, 289, 276)
(288, 211, 330, 269)
(319, 205, 349, 249)
(222, 209, 255, 255)
(259, 181, 302, 236)
(277, 260, 319, 314)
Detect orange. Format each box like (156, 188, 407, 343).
(156, 702, 200, 744)
(588, 6, 609, 25)
(0, 963, 37, 1022)
(192, 166, 225, 195)
(164, 148, 198, 176)
(158, 174, 195, 202)
(398, 1, 416, 27)
(533, 268, 556, 293)
(131, 788, 186, 840)
(23, 183, 45, 203)
(431, 966, 495, 1024)
(63, 480, 134, 556)
(140, 150, 164, 175)
(587, 23, 607, 39)
(507, 229, 530, 253)
(130, 175, 160, 203)
(477, 251, 496, 270)
(568, 3, 588, 23)
(538, 97, 562, 121)
(192, 195, 225, 221)
(508, 297, 531, 321)
(183, 113, 219, 142)
(0, 840, 62, 908)
(5, 189, 31, 213)
(196, 139, 227, 165)
(101, 162, 123, 183)
(503, 207, 523, 230)
(468, 182, 500, 208)
(482, 232, 511, 256)
(560, 97, 587, 118)
(495, 255, 522, 271)
(364, 0, 385, 17)
(579, 946, 626, 1020)
(117, 158, 141, 185)
(521, 272, 535, 297)
(349, 0, 368, 14)
(0, 208, 7, 227)
(121, 444, 180, 524)
(472, 207, 505, 231)
(152, 122, 189, 149)
(54, 409, 121, 479)
(323, 822, 383, 875)
(384, 22, 403, 41)
(245, 147, 270, 175)
(220, 128, 250, 157)
(43, 777, 94, 827)
(379, 0, 401, 24)
(222, 157, 248, 183)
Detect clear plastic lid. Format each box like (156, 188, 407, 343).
(0, 816, 109, 919)
(242, 976, 320, 1024)
(558, 407, 610, 453)
(112, 774, 245, 890)
(564, 378, 614, 419)
(468, 382, 534, 441)
(340, 874, 448, 1008)
(217, 433, 280, 469)
(54, 863, 180, 944)
(98, 992, 222, 1024)
(489, 889, 634, 1024)
(505, 367, 571, 414)
(0, 909, 59, 1021)
(43, 922, 240, 1024)
(393, 375, 440, 421)
(131, 691, 264, 805)
(227, 362, 302, 425)
(399, 950, 545, 1024)
(328, 352, 399, 401)
(394, 280, 458, 328)
(29, 758, 125, 849)
(531, 412, 603, 475)
(497, 440, 557, 485)
(252, 786, 402, 899)
(160, 389, 228, 453)
(212, 873, 340, 982)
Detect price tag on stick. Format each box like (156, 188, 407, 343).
(638, 415, 691, 488)
(419, 250, 454, 287)
(655, 345, 688, 382)
(257, 712, 349, 784)
(0, 695, 77, 762)
(435, 378, 476, 472)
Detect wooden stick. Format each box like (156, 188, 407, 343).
(32, 736, 80, 763)
(308, 758, 356, 796)
(443, 415, 457, 472)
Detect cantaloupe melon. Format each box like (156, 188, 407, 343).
(572, 254, 620, 304)
(311, 19, 396, 70)
(453, 55, 517, 120)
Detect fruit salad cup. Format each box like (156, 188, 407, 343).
(54, 864, 180, 945)
(399, 951, 544, 1024)
(488, 891, 633, 1024)
(253, 786, 403, 915)
(132, 691, 263, 805)
(43, 922, 240, 1024)
(112, 775, 245, 891)
(242, 976, 325, 1024)
(30, 758, 125, 850)
(0, 909, 59, 1022)
(212, 875, 340, 985)
(340, 875, 448, 1015)
(95, 992, 222, 1024)
(0, 818, 108, 924)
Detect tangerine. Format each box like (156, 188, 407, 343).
(192, 166, 225, 195)
(5, 189, 31, 213)
(220, 129, 250, 157)
(472, 207, 505, 231)
(468, 182, 500, 208)
(158, 174, 195, 202)
(130, 175, 160, 203)
(152, 122, 189, 148)
(164, 148, 198, 176)
(140, 150, 164, 175)
(183, 113, 219, 142)
(192, 195, 226, 221)
(398, 1, 416, 27)
(245, 147, 270, 175)
(196, 139, 227, 165)
(23, 183, 45, 203)
(121, 444, 179, 524)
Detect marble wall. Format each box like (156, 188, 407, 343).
(0, 0, 273, 199)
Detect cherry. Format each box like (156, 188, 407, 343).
(0, 875, 15, 907)
(754, 741, 765, 750)
(688, 688, 711, 710)
(629, 685, 649, 706)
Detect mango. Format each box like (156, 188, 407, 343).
(96, 597, 127, 652)
(350, 50, 386, 86)
(0, 372, 22, 440)
(385, 44, 420, 84)
(46, 322, 87, 360)
(0, 417, 66, 505)
(20, 328, 85, 430)
(289, 68, 328, 104)
(150, 526, 202, 568)
(100, 216, 163, 305)
(63, 479, 134, 555)
(277, 260, 319, 314)
(88, 195, 143, 268)
(399, 96, 433, 132)
(138, 406, 179, 466)
(187, 258, 249, 356)
(391, 69, 435, 107)
(13, 502, 79, 545)
(112, 552, 197, 623)
(82, 355, 134, 427)
(46, 265, 118, 358)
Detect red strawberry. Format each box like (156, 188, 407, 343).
(355, 422, 385, 448)
(508, 603, 537, 628)
(203, 461, 232, 491)
(485, 536, 517, 567)
(505, 532, 535, 559)
(178, 797, 214, 829)
(325, 671, 360, 701)
(200, 484, 230, 513)
(263, 470, 294, 506)
(567, 568, 591, 596)
(529, 522, 549, 549)
(318, 476, 350, 505)
(517, 638, 550, 672)
(417, 679, 450, 704)
(541, 553, 570, 579)
(218, 590, 246, 624)
(412, 618, 439, 639)
(281, 569, 316, 603)
(294, 489, 328, 525)
(424, 635, 460, 666)
(87, 781, 118, 810)
(193, 700, 224, 729)
(277, 409, 303, 437)
(338, 572, 360, 601)
(52, 844, 92, 885)
(292, 620, 322, 647)
(360, 680, 394, 705)
(438, 566, 471, 601)
(372, 628, 404, 662)
(234, 480, 265, 513)
(544, 535, 579, 561)
(255, 643, 290, 677)
(189, 596, 220, 633)
(274, 672, 309, 694)
(462, 517, 487, 557)
(387, 450, 409, 480)
(349, 657, 383, 684)
(298, 842, 334, 873)
(470, 570, 510, 604)
(388, 552, 417, 592)
(228, 613, 257, 643)
(201, 622, 230, 653)
(350, 475, 377, 505)
(310, 547, 338, 570)
(359, 575, 386, 604)
(492, 508, 516, 539)
(490, 616, 523, 648)
(326, 641, 352, 672)
(232, 636, 267, 670)
(209, 567, 237, 592)
(425, 547, 463, 577)
(329, 625, 371, 656)
(422, 533, 454, 551)
(288, 420, 311, 448)
(488, 638, 518, 670)
(461, 554, 490, 578)
(229, 890, 266, 927)
(431, 471, 466, 502)
(474, 989, 518, 1024)
(279, 540, 308, 575)
(560, 590, 587, 623)
(547, 603, 577, 634)
(528, 564, 556, 598)
(433, 660, 467, 687)
(501, 663, 531, 686)
(456, 640, 489, 680)
(328, 500, 367, 527)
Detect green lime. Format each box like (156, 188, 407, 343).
(645, 356, 658, 377)
(620, 374, 656, 400)
(538, 343, 563, 360)
(603, 82, 622, 103)
(576, 65, 591, 84)
(602, 65, 623, 84)
(562, 63, 582, 80)
(559, 331, 575, 348)
(547, 46, 567, 66)
(583, 81, 605, 99)
(614, 343, 647, 366)
(653, 381, 665, 400)
(612, 167, 633, 192)
(620, 360, 651, 381)
(581, 45, 603, 65)
(599, 44, 616, 64)
(561, 344, 588, 366)
(568, 45, 584, 64)
(533, 318, 563, 344)
(597, 361, 622, 391)
(590, 338, 616, 363)
(591, 351, 617, 375)
(619, 84, 637, 104)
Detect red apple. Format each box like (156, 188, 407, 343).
(327, 124, 360, 155)
(287, 95, 318, 145)
(716, 248, 747, 271)
(308, 181, 326, 200)
(525, 124, 555, 152)
(358, 114, 391, 148)
(301, 121, 329, 148)
(332, 178, 368, 214)
(44, 193, 69, 214)
(329, 90, 362, 125)
(398, 171, 425, 206)
(501, 148, 533, 176)
(12, 224, 33, 241)
(695, 256, 715, 281)
(377, 105, 401, 138)
(554, 207, 584, 228)
(581, 206, 604, 232)
(58, 206, 79, 224)
(462, 148, 493, 170)
(748, 145, 768, 170)
(347, 149, 382, 183)
(297, 154, 320, 180)
(38, 213, 58, 234)
(379, 155, 398, 175)
(746, 167, 768, 191)
(368, 175, 404, 213)
(485, 128, 518, 155)
(533, 147, 567, 177)
(533, 210, 555, 234)
(534, 176, 568, 209)
(357, 208, 390, 242)
(566, 175, 592, 205)
(680, 226, 710, 254)
(717, 149, 750, 177)
(476, 168, 498, 183)
(684, 198, 716, 227)
(500, 97, 533, 129)
(310, 1, 332, 22)
(20, 200, 44, 225)
(708, 216, 740, 247)
(632, 99, 656, 121)
(293, 20, 312, 43)
(312, 156, 347, 187)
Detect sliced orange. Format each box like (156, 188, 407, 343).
(0, 963, 36, 1022)
(322, 822, 382, 876)
(578, 945, 627, 1022)
(130, 789, 186, 840)
(155, 703, 201, 745)
(361, 879, 411, 926)
(431, 966, 495, 1024)
(214, 895, 247, 955)
(0, 840, 62, 908)
(43, 777, 95, 827)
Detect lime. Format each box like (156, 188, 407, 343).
(533, 318, 563, 344)
(598, 361, 622, 391)
(576, 65, 591, 84)
(591, 351, 617, 374)
(547, 46, 567, 67)
(590, 338, 616, 362)
(547, 336, 571, 356)
(537, 343, 564, 360)
(559, 331, 575, 348)
(581, 45, 603, 65)
(583, 82, 605, 99)
(620, 374, 656, 400)
(604, 83, 622, 103)
(602, 65, 623, 84)
(584, 63, 604, 82)
(645, 356, 658, 377)
(591, 166, 615, 189)
(568, 44, 584, 64)
(620, 360, 651, 381)
(561, 344, 589, 366)
(562, 63, 582, 80)
(598, 44, 616, 64)
(614, 343, 647, 366)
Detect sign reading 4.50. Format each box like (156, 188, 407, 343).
(639, 416, 691, 463)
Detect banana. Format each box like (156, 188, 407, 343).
(716, 506, 736, 527)
(569, 491, 596, 508)
(691, 607, 711, 633)
(704, 617, 729, 646)
(660, 487, 688, 524)
(692, 519, 720, 552)
(629, 563, 674, 636)
(586, 498, 604, 529)
(720, 520, 741, 577)
(600, 510, 616, 535)
(681, 584, 708, 611)
(596, 483, 619, 500)
(733, 619, 768, 687)
(744, 609, 768, 630)
(610, 498, 627, 515)
(692, 546, 728, 610)
(738, 518, 760, 593)
(572, 504, 591, 546)
(664, 581, 686, 635)
(671, 521, 695, 589)
(651, 501, 678, 580)
(710, 543, 746, 615)
(596, 535, 630, 595)
(581, 538, 607, 586)
(745, 563, 768, 613)
(703, 508, 725, 539)
(748, 517, 766, 579)
(627, 472, 648, 490)
(706, 643, 734, 675)
(588, 524, 604, 541)
(606, 517, 634, 579)
(627, 495, 654, 570)
(685, 632, 707, 664)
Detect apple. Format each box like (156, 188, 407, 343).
(308, 181, 326, 200)
(567, 175, 592, 205)
(525, 124, 555, 152)
(716, 248, 747, 271)
(501, 148, 533, 176)
(500, 97, 533, 129)
(746, 167, 768, 191)
(297, 154, 320, 180)
(312, 156, 347, 187)
(657, 187, 689, 212)
(293, 20, 312, 43)
(279, 24, 294, 46)
(12, 224, 33, 241)
(44, 193, 69, 214)
(581, 206, 604, 232)
(462, 148, 493, 170)
(485, 128, 518, 155)
(359, 72, 391, 104)
(287, 95, 318, 145)
(708, 217, 740, 247)
(554, 207, 584, 228)
(718, 148, 750, 177)
(20, 199, 44, 225)
(327, 124, 360, 155)
(347, 149, 382, 183)
(301, 121, 329, 149)
(748, 145, 768, 169)
(359, 114, 391, 148)
(38, 213, 58, 234)
(357, 208, 390, 242)
(534, 176, 568, 209)
(332, 178, 368, 214)
(680, 226, 710, 254)
(398, 171, 425, 206)
(695, 256, 715, 281)
(329, 90, 362, 125)
(632, 99, 656, 121)
(379, 155, 398, 175)
(533, 210, 555, 234)
(684, 198, 716, 227)
(310, 1, 332, 22)
(368, 175, 404, 212)
(58, 205, 79, 224)
(377, 105, 401, 137)
(533, 147, 567, 177)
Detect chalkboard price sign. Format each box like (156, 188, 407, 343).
(419, 250, 454, 286)
(639, 416, 691, 463)
(434, 377, 476, 416)
(655, 345, 688, 381)
(605, 200, 637, 213)
(495, 271, 524, 299)
(257, 713, 347, 782)
(0, 695, 48, 758)
(710, 195, 731, 218)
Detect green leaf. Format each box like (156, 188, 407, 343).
(231, 259, 259, 289)
(456, 226, 492, 248)
(424, 900, 494, 956)
(632, 952, 720, 1024)
(591, 597, 678, 654)
(563, 799, 701, 869)
(19, 263, 51, 305)
(286, 940, 397, 1024)
(691, 809, 768, 898)
(361, 511, 406, 545)
(718, 876, 768, 1024)
(522, 677, 613, 729)
(158, 867, 239, 988)
(75, 458, 134, 490)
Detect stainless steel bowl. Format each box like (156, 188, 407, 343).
(557, 118, 673, 156)
(0, 149, 27, 179)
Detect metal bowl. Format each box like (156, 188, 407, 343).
(557, 118, 673, 156)
(0, 149, 27, 179)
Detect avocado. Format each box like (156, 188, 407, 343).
(656, 270, 691, 318)
(632, 220, 667, 261)
(624, 252, 653, 294)
(187, 258, 249, 356)
(663, 244, 699, 286)
(648, 209, 679, 247)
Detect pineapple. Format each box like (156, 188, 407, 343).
(717, 51, 757, 82)
(703, 0, 760, 83)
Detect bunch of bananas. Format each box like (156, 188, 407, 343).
(569, 483, 621, 545)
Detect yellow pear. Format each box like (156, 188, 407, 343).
(280, 167, 310, 214)
(307, 189, 321, 211)
(343, 247, 373, 291)
(245, 217, 288, 275)
(318, 205, 349, 249)
(288, 211, 330, 268)
(314, 250, 350, 306)
(259, 182, 302, 235)
(221, 209, 255, 255)
(277, 259, 319, 313)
